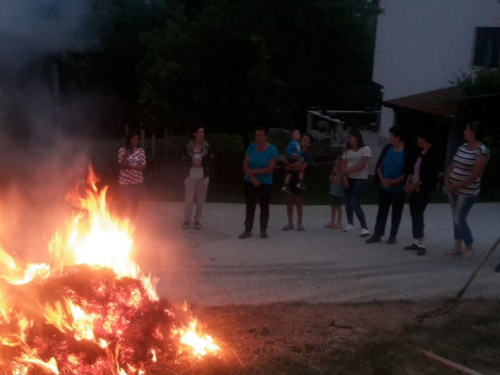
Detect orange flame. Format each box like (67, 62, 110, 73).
(172, 318, 221, 359)
(16, 355, 59, 375)
(0, 247, 50, 285)
(48, 167, 159, 301)
(43, 299, 97, 343)
(0, 165, 221, 373)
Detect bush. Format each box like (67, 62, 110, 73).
(316, 121, 331, 133)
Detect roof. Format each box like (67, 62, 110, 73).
(383, 86, 463, 117)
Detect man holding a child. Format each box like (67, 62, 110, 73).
(282, 134, 314, 232)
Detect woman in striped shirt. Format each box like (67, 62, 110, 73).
(444, 121, 490, 259)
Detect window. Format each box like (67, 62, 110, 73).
(473, 28, 500, 68)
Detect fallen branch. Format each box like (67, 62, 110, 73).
(417, 236, 500, 319)
(419, 349, 485, 375)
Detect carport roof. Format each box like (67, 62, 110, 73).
(383, 86, 463, 117)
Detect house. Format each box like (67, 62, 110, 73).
(372, 0, 500, 168)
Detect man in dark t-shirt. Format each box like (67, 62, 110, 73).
(282, 134, 314, 232)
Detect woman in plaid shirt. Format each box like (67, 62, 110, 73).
(117, 130, 146, 220)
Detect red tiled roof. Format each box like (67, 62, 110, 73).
(383, 86, 463, 117)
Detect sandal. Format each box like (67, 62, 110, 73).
(461, 249, 473, 259)
(444, 250, 462, 257)
(325, 223, 335, 229)
(333, 223, 343, 229)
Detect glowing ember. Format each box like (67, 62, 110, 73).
(0, 166, 221, 374)
(172, 319, 221, 359)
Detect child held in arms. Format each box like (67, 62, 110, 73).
(282, 129, 306, 193)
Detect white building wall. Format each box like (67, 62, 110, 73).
(372, 0, 500, 139)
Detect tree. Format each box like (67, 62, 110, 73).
(454, 68, 500, 197)
(455, 68, 500, 97)
(53, 0, 380, 137)
(138, 0, 381, 136)
(56, 0, 173, 135)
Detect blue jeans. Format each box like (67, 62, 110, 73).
(343, 178, 368, 229)
(449, 193, 476, 246)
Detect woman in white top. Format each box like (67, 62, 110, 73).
(183, 126, 212, 230)
(342, 129, 371, 237)
(444, 121, 490, 259)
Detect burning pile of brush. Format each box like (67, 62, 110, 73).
(0, 169, 220, 375)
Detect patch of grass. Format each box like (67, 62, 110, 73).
(150, 300, 500, 375)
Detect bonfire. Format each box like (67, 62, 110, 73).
(0, 168, 220, 375)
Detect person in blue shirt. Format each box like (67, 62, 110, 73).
(282, 129, 305, 192)
(239, 127, 279, 239)
(366, 126, 409, 245)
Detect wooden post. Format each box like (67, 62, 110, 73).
(140, 128, 145, 150)
(307, 111, 314, 132)
(337, 121, 345, 143)
(152, 134, 156, 160)
(164, 128, 170, 161)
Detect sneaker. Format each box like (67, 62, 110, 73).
(296, 181, 306, 190)
(404, 243, 419, 250)
(194, 222, 202, 230)
(260, 231, 268, 239)
(417, 245, 426, 256)
(360, 228, 370, 237)
(387, 236, 396, 245)
(297, 223, 305, 231)
(182, 222, 189, 230)
(238, 232, 252, 239)
(343, 224, 354, 232)
(282, 185, 292, 194)
(365, 235, 381, 244)
(282, 223, 294, 231)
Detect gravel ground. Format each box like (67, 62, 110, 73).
(134, 201, 500, 306)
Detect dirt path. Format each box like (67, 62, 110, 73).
(134, 202, 500, 305)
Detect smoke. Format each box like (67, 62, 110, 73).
(0, 0, 101, 260)
(0, 0, 93, 140)
(0, 0, 90, 71)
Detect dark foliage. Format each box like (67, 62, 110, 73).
(55, 0, 381, 137)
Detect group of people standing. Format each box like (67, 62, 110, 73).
(238, 127, 314, 238)
(363, 126, 441, 255)
(116, 127, 213, 227)
(116, 121, 491, 263)
(338, 122, 489, 259)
